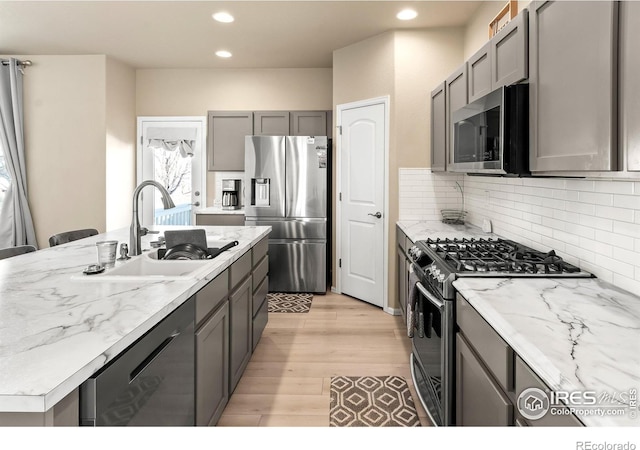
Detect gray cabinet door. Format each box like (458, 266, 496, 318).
(430, 82, 446, 172)
(207, 111, 253, 171)
(195, 214, 245, 226)
(229, 276, 252, 394)
(196, 301, 229, 426)
(290, 111, 327, 136)
(254, 111, 290, 136)
(456, 333, 513, 426)
(445, 64, 468, 168)
(529, 1, 618, 172)
(491, 9, 528, 89)
(467, 42, 492, 103)
(620, 1, 640, 172)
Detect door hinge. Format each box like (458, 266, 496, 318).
(339, 258, 342, 268)
(140, 135, 143, 145)
(337, 125, 342, 135)
(339, 192, 342, 201)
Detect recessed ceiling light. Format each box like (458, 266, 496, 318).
(212, 12, 234, 23)
(215, 50, 232, 58)
(397, 9, 418, 20)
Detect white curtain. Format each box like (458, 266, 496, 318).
(146, 126, 196, 158)
(0, 58, 37, 249)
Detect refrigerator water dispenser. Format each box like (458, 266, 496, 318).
(252, 178, 270, 206)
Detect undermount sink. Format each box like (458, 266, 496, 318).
(70, 242, 235, 282)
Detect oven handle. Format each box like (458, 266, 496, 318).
(416, 282, 444, 310)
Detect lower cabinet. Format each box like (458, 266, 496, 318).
(195, 214, 245, 226)
(456, 333, 513, 426)
(229, 275, 252, 394)
(456, 293, 584, 427)
(195, 301, 229, 426)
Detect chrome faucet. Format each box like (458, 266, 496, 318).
(130, 180, 175, 256)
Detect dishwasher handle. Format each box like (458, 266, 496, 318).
(129, 330, 180, 383)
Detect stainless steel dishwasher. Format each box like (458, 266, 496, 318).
(80, 297, 195, 426)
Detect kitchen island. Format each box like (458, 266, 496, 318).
(0, 225, 270, 424)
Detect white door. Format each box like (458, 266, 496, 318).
(137, 117, 206, 226)
(338, 99, 387, 308)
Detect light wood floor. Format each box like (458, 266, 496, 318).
(218, 290, 432, 427)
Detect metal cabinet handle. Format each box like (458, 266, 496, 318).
(368, 212, 382, 219)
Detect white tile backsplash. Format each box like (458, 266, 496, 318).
(398, 168, 640, 297)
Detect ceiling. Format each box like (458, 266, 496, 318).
(0, 0, 484, 69)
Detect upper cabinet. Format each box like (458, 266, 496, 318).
(620, 1, 640, 172)
(430, 82, 447, 172)
(468, 10, 528, 103)
(254, 111, 290, 136)
(445, 64, 468, 169)
(207, 111, 253, 171)
(529, 1, 618, 173)
(208, 110, 331, 171)
(290, 111, 328, 136)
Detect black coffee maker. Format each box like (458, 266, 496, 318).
(221, 179, 241, 210)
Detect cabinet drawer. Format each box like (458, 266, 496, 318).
(457, 294, 514, 392)
(252, 256, 268, 292)
(195, 270, 228, 327)
(252, 295, 268, 351)
(230, 251, 252, 290)
(515, 356, 583, 427)
(252, 237, 269, 266)
(253, 275, 269, 317)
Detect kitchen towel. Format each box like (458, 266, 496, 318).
(407, 268, 420, 338)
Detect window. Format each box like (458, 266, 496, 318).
(0, 147, 10, 214)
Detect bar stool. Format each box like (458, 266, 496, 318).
(0, 245, 37, 260)
(48, 228, 99, 247)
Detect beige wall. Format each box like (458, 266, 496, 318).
(136, 68, 333, 203)
(333, 28, 464, 309)
(18, 55, 107, 248)
(106, 58, 136, 231)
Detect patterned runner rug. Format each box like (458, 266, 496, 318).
(267, 292, 313, 313)
(330, 376, 421, 427)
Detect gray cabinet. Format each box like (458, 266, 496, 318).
(514, 356, 583, 427)
(456, 333, 513, 426)
(195, 301, 228, 426)
(468, 10, 528, 104)
(620, 1, 640, 172)
(430, 82, 447, 172)
(445, 64, 468, 168)
(195, 270, 229, 426)
(395, 226, 412, 320)
(491, 9, 528, 89)
(529, 1, 618, 172)
(229, 252, 253, 394)
(290, 111, 327, 136)
(456, 294, 514, 426)
(207, 111, 253, 171)
(251, 237, 269, 350)
(467, 42, 492, 103)
(254, 111, 290, 136)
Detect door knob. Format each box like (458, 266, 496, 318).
(368, 212, 382, 219)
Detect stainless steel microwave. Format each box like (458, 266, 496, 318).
(450, 84, 529, 176)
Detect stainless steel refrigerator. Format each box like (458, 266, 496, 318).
(244, 135, 328, 294)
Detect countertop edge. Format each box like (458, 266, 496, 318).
(0, 227, 270, 413)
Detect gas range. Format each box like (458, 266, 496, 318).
(409, 238, 594, 300)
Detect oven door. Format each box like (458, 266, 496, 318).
(410, 280, 454, 426)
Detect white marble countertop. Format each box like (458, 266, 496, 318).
(397, 219, 496, 242)
(454, 277, 640, 426)
(195, 206, 245, 215)
(0, 225, 269, 413)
